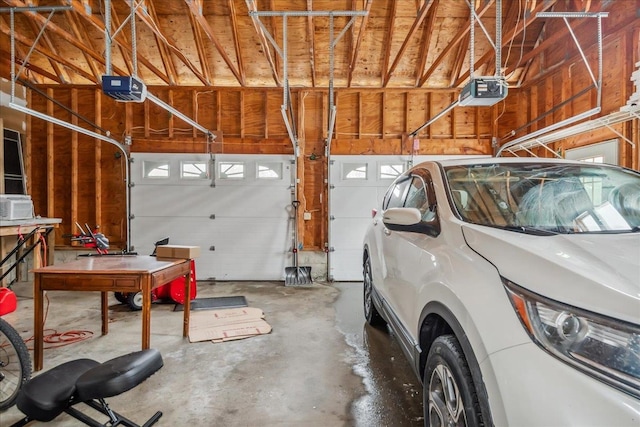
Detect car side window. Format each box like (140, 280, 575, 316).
(405, 176, 435, 221)
(384, 178, 411, 209)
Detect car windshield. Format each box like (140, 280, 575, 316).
(444, 162, 640, 234)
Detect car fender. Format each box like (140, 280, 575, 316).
(415, 251, 530, 426)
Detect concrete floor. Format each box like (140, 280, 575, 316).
(1, 281, 423, 426)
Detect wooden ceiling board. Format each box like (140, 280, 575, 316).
(0, 0, 624, 91)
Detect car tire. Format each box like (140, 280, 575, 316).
(126, 291, 143, 311)
(363, 255, 386, 327)
(424, 335, 483, 427)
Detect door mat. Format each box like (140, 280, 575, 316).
(188, 307, 271, 343)
(173, 296, 248, 312)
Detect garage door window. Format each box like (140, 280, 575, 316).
(143, 161, 170, 178)
(257, 162, 283, 179)
(181, 161, 209, 179)
(379, 163, 404, 180)
(343, 163, 367, 179)
(219, 162, 245, 179)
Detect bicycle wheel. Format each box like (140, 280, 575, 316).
(0, 317, 32, 411)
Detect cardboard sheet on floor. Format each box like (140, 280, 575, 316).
(188, 307, 271, 343)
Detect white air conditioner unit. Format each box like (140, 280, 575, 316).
(459, 76, 508, 106)
(0, 195, 34, 221)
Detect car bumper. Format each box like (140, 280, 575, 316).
(482, 342, 640, 426)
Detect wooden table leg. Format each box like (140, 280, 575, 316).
(183, 260, 191, 338)
(142, 276, 151, 349)
(101, 291, 109, 335)
(34, 274, 43, 371)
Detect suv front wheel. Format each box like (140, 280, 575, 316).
(363, 255, 386, 327)
(424, 335, 483, 427)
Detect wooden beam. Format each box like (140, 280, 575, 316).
(184, 0, 243, 85)
(65, 0, 171, 84)
(228, 0, 246, 84)
(188, 12, 212, 84)
(71, 89, 78, 225)
(64, 9, 101, 82)
(347, 0, 372, 87)
(418, 0, 495, 87)
(517, 21, 547, 87)
(414, 0, 438, 86)
(1, 1, 132, 81)
(381, 1, 397, 86)
(107, 1, 134, 76)
(0, 17, 100, 83)
(143, 0, 179, 84)
(450, 35, 469, 86)
(269, 0, 282, 83)
(383, 0, 434, 87)
(307, 0, 316, 87)
(25, 18, 70, 83)
(245, 0, 281, 86)
(240, 90, 245, 139)
(46, 88, 54, 218)
(454, 0, 558, 87)
(94, 88, 102, 230)
(134, 2, 209, 85)
(0, 47, 61, 83)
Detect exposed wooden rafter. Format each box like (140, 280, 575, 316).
(245, 0, 281, 86)
(188, 5, 212, 84)
(0, 0, 627, 91)
(66, 0, 171, 84)
(0, 10, 108, 83)
(133, 1, 209, 85)
(228, 0, 245, 85)
(306, 0, 316, 86)
(107, 1, 134, 76)
(418, 0, 495, 87)
(64, 9, 101, 83)
(25, 17, 69, 83)
(143, 0, 178, 84)
(383, 0, 434, 87)
(347, 0, 371, 87)
(453, 0, 558, 87)
(184, 0, 244, 85)
(380, 0, 396, 86)
(414, 0, 438, 86)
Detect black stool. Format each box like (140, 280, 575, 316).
(10, 349, 163, 427)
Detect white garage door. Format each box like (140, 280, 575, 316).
(130, 153, 293, 280)
(329, 155, 488, 281)
(328, 155, 409, 281)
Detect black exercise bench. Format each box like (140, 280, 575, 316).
(10, 349, 163, 427)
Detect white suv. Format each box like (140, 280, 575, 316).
(362, 157, 640, 426)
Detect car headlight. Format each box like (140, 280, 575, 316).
(503, 278, 640, 398)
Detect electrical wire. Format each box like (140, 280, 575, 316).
(504, 0, 529, 80)
(22, 293, 94, 350)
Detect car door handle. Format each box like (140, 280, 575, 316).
(384, 228, 391, 236)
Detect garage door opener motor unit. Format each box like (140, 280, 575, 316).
(458, 76, 508, 106)
(102, 76, 147, 102)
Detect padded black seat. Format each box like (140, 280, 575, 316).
(15, 359, 99, 422)
(76, 349, 163, 401)
(10, 349, 163, 427)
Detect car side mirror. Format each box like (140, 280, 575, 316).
(383, 207, 422, 225)
(382, 207, 440, 237)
